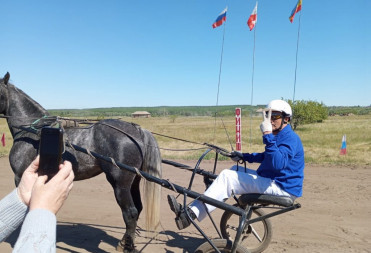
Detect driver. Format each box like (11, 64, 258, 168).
(168, 99, 305, 230)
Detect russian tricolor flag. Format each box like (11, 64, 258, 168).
(340, 134, 347, 155)
(212, 7, 227, 28)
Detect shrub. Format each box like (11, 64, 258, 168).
(288, 100, 328, 130)
(169, 115, 178, 123)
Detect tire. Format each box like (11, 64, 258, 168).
(220, 205, 272, 253)
(194, 239, 250, 253)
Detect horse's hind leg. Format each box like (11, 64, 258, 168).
(115, 176, 142, 253)
(105, 170, 139, 253)
(131, 176, 142, 218)
(116, 199, 139, 253)
(117, 189, 139, 252)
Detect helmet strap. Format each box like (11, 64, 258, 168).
(273, 113, 286, 134)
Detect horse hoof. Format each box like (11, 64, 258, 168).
(116, 242, 124, 252)
(124, 250, 138, 253)
(116, 241, 138, 253)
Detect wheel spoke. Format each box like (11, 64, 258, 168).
(250, 225, 263, 243)
(221, 206, 272, 253)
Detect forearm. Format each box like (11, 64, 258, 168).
(0, 189, 28, 242)
(13, 209, 56, 253)
(243, 152, 264, 163)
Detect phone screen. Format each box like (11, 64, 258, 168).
(40, 131, 61, 155)
(38, 127, 63, 179)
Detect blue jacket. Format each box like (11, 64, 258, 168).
(243, 125, 305, 197)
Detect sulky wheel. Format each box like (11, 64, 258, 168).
(220, 204, 272, 253)
(194, 239, 250, 253)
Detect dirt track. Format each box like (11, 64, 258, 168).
(0, 157, 370, 252)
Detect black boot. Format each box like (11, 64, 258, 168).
(167, 195, 196, 230)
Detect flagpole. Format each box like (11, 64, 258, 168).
(292, 10, 302, 105)
(249, 24, 256, 147)
(247, 1, 257, 148)
(213, 21, 227, 142)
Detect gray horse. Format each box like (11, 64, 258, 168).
(0, 72, 162, 252)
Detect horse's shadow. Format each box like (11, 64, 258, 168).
(137, 229, 205, 253)
(56, 222, 120, 253)
(163, 230, 206, 253)
(4, 222, 205, 252)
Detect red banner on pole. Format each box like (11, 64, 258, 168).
(235, 108, 242, 151)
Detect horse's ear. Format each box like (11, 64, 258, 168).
(3, 72, 10, 85)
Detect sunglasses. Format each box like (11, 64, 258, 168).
(266, 112, 283, 120)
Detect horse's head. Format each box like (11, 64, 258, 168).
(0, 72, 10, 114)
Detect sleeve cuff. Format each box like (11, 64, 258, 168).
(20, 209, 57, 237)
(13, 209, 57, 251)
(263, 133, 275, 145)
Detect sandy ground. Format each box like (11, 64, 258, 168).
(0, 156, 370, 253)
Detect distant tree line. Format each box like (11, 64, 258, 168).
(327, 106, 371, 116)
(49, 103, 370, 130)
(49, 105, 264, 118)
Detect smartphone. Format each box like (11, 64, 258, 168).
(38, 127, 64, 180)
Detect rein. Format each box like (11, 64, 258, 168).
(2, 114, 232, 155)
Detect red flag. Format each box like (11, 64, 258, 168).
(289, 0, 302, 23)
(1, 133, 5, 147)
(247, 2, 258, 31)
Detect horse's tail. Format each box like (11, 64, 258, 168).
(141, 130, 162, 233)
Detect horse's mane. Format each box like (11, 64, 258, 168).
(0, 74, 48, 114)
(6, 81, 49, 115)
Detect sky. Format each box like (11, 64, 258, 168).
(1, 0, 370, 109)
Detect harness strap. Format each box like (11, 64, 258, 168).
(96, 122, 145, 165)
(110, 156, 145, 180)
(165, 179, 178, 193)
(86, 149, 96, 159)
(151, 131, 205, 146)
(133, 166, 145, 180)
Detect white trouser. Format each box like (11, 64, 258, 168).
(190, 165, 292, 221)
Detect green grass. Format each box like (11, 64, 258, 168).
(130, 114, 371, 166)
(296, 115, 371, 165)
(0, 115, 370, 166)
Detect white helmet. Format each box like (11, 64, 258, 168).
(265, 100, 292, 118)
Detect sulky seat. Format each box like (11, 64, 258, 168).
(238, 193, 295, 207)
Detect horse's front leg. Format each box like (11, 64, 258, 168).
(9, 143, 38, 186)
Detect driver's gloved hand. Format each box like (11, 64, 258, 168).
(230, 151, 244, 162)
(260, 109, 273, 134)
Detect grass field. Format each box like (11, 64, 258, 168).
(0, 114, 370, 166)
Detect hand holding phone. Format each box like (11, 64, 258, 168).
(38, 127, 64, 180)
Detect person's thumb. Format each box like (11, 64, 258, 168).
(34, 175, 48, 187)
(28, 156, 40, 173)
